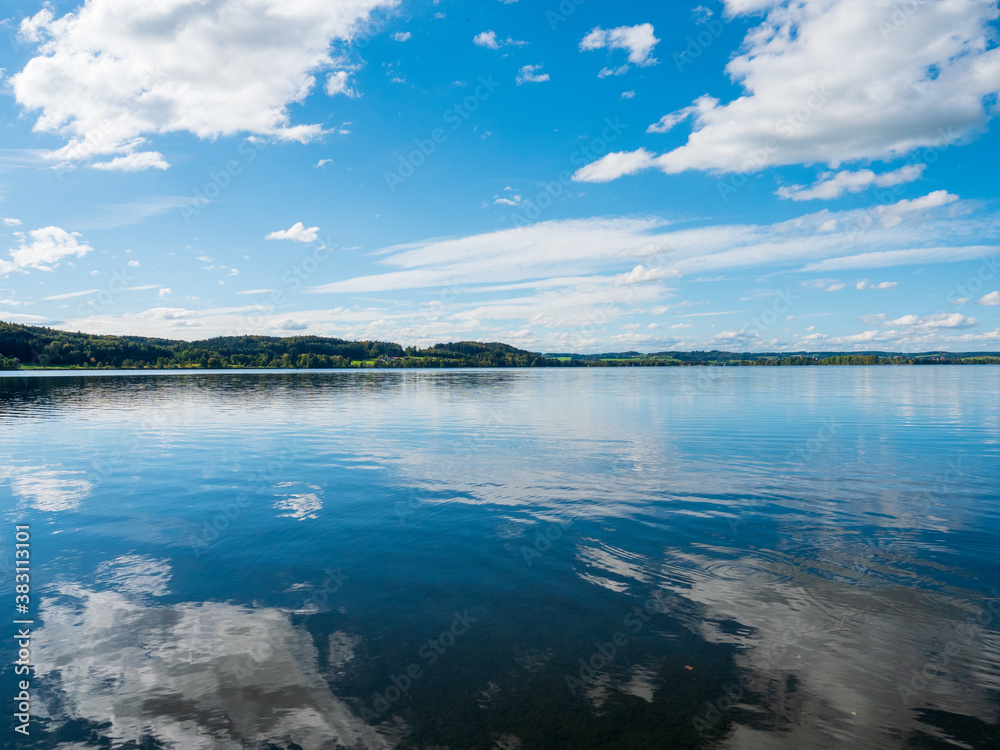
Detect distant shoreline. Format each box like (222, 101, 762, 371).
(2, 321, 999, 371)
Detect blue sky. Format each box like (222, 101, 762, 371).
(1, 0, 999, 353)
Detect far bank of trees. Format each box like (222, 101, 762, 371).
(2, 321, 998, 371)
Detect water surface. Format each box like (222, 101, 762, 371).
(1, 367, 999, 749)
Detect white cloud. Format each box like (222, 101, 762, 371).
(979, 291, 1000, 306)
(7, 226, 95, 271)
(32, 588, 388, 749)
(516, 65, 549, 85)
(474, 31, 500, 49)
(158, 287, 171, 297)
(579, 0, 1000, 178)
(572, 149, 659, 183)
(856, 280, 897, 290)
(646, 96, 717, 134)
(494, 194, 522, 206)
(127, 260, 139, 267)
(876, 190, 958, 228)
(392, 31, 411, 42)
(621, 90, 635, 100)
(2, 465, 92, 512)
(325, 71, 358, 98)
(802, 246, 997, 273)
(309, 197, 999, 296)
(580, 24, 659, 70)
(886, 312, 977, 329)
(474, 30, 527, 49)
(618, 264, 681, 284)
(12, 0, 393, 165)
(777, 164, 925, 201)
(315, 158, 333, 168)
(90, 151, 169, 172)
(802, 278, 845, 292)
(598, 65, 629, 78)
(265, 222, 319, 243)
(42, 289, 100, 301)
(3, 218, 22, 226)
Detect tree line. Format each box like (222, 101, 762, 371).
(1, 321, 997, 371)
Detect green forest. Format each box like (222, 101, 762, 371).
(1, 321, 998, 371)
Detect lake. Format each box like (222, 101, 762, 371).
(1, 367, 999, 749)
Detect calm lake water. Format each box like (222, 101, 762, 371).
(1, 367, 999, 749)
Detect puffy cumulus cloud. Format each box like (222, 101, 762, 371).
(777, 164, 925, 201)
(474, 30, 500, 48)
(12, 0, 395, 168)
(516, 64, 549, 84)
(856, 280, 897, 290)
(579, 0, 1000, 179)
(391, 31, 411, 42)
(325, 71, 359, 98)
(90, 151, 169, 172)
(978, 291, 1000, 305)
(6, 226, 94, 271)
(617, 264, 682, 284)
(580, 24, 659, 72)
(266, 222, 319, 242)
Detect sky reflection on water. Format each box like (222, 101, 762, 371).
(1, 368, 999, 749)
